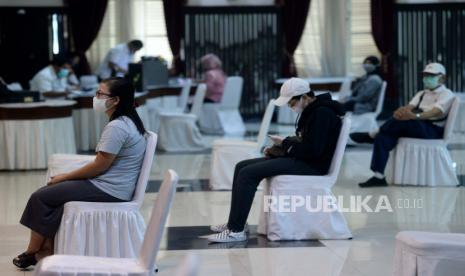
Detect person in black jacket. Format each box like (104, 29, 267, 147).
(208, 77, 345, 243)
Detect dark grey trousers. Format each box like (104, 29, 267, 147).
(20, 180, 124, 239)
(226, 157, 325, 232)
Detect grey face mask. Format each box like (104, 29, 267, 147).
(363, 63, 376, 73)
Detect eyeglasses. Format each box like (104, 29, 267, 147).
(96, 90, 113, 98)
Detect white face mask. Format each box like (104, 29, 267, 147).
(93, 97, 110, 112)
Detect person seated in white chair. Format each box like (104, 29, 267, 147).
(351, 63, 455, 187)
(13, 78, 147, 269)
(208, 77, 345, 243)
(341, 56, 383, 114)
(29, 56, 79, 93)
(199, 53, 226, 103)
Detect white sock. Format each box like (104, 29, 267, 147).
(373, 172, 385, 179)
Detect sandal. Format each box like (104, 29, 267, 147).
(12, 252, 37, 269)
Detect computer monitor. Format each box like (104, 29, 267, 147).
(127, 58, 169, 91)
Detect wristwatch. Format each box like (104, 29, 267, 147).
(416, 113, 421, 120)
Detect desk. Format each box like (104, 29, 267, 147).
(0, 100, 77, 170)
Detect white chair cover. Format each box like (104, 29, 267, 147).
(198, 76, 246, 135)
(392, 231, 465, 276)
(174, 253, 199, 276)
(385, 96, 460, 186)
(53, 132, 158, 258)
(454, 93, 465, 133)
(157, 84, 206, 152)
(35, 170, 179, 276)
(209, 100, 276, 190)
(146, 80, 191, 133)
(257, 116, 352, 241)
(349, 81, 387, 134)
(0, 116, 76, 170)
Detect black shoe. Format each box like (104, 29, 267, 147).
(350, 132, 375, 144)
(12, 252, 37, 269)
(358, 177, 388, 188)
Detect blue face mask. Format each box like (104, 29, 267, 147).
(57, 68, 69, 78)
(423, 75, 441, 90)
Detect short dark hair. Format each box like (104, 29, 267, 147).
(129, 40, 143, 50)
(51, 56, 70, 67)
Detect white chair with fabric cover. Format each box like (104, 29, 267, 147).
(385, 96, 460, 186)
(147, 79, 192, 133)
(209, 99, 275, 190)
(392, 231, 465, 276)
(257, 116, 352, 241)
(34, 169, 178, 276)
(157, 84, 206, 152)
(349, 81, 387, 133)
(198, 76, 246, 135)
(53, 131, 158, 258)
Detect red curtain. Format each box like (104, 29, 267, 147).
(279, 0, 312, 77)
(371, 0, 395, 97)
(67, 0, 108, 75)
(163, 0, 186, 76)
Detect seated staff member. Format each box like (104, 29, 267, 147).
(208, 77, 345, 243)
(13, 78, 147, 269)
(98, 40, 143, 80)
(342, 56, 383, 114)
(199, 53, 226, 103)
(351, 63, 455, 187)
(29, 56, 79, 93)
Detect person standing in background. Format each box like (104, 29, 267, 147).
(98, 40, 143, 80)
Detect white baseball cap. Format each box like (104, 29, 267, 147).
(423, 63, 446, 75)
(274, 77, 310, 106)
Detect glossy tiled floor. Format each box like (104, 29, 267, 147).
(1, 123, 464, 276)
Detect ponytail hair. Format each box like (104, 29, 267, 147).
(102, 77, 146, 135)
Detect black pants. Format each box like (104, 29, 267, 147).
(343, 100, 356, 112)
(226, 157, 325, 232)
(371, 118, 444, 174)
(20, 180, 124, 239)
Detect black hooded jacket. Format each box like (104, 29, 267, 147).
(281, 93, 345, 173)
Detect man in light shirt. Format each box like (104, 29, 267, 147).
(98, 40, 143, 80)
(351, 62, 456, 187)
(30, 56, 79, 93)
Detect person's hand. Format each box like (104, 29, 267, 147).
(48, 173, 68, 186)
(263, 147, 271, 157)
(393, 106, 408, 120)
(268, 135, 284, 146)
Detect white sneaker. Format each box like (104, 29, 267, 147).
(210, 223, 249, 233)
(208, 229, 247, 243)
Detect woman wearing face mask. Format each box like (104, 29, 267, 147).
(342, 56, 383, 114)
(13, 78, 147, 268)
(208, 78, 345, 243)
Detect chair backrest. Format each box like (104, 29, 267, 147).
(256, 99, 276, 150)
(337, 77, 352, 98)
(190, 84, 206, 118)
(220, 76, 243, 109)
(327, 115, 351, 180)
(374, 81, 387, 116)
(174, 253, 199, 276)
(178, 79, 192, 112)
(443, 96, 460, 141)
(131, 131, 158, 208)
(139, 169, 178, 273)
